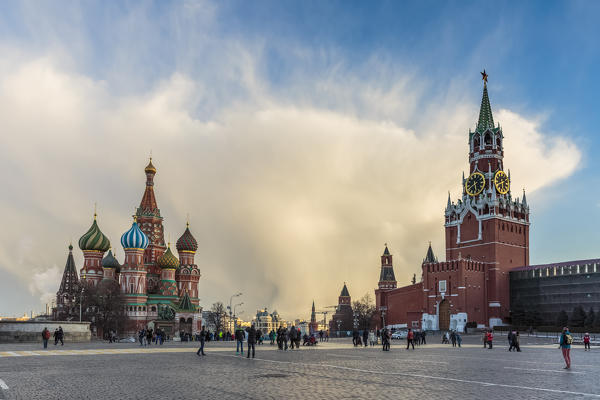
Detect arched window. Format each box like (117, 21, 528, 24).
(473, 134, 480, 150)
(484, 133, 492, 145)
(496, 136, 502, 148)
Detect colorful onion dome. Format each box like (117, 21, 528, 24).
(120, 218, 149, 250)
(145, 158, 156, 174)
(176, 223, 198, 253)
(157, 245, 180, 269)
(101, 249, 120, 269)
(78, 214, 111, 252)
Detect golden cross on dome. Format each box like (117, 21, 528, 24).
(481, 69, 488, 84)
(94, 202, 97, 219)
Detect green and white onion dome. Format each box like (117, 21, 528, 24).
(78, 214, 111, 252)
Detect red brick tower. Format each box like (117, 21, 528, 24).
(445, 71, 530, 324)
(136, 158, 166, 294)
(309, 300, 319, 334)
(176, 223, 201, 306)
(375, 245, 397, 325)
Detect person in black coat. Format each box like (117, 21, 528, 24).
(196, 327, 206, 356)
(247, 324, 257, 358)
(362, 329, 369, 348)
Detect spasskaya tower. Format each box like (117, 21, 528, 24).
(444, 70, 530, 324)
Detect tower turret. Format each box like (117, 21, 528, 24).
(157, 244, 179, 300)
(120, 217, 149, 322)
(53, 244, 80, 320)
(78, 213, 110, 286)
(378, 245, 397, 290)
(176, 222, 201, 305)
(101, 249, 120, 281)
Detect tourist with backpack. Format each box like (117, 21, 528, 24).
(559, 327, 572, 369)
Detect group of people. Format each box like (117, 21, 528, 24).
(441, 331, 462, 347)
(137, 328, 167, 346)
(40, 326, 63, 348)
(272, 325, 304, 350)
(507, 330, 521, 352)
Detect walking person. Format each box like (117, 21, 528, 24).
(406, 328, 415, 350)
(508, 330, 514, 351)
(382, 328, 390, 351)
(196, 327, 206, 356)
(513, 331, 521, 352)
(58, 326, 64, 345)
(584, 332, 591, 351)
(288, 325, 296, 350)
(247, 324, 257, 358)
(482, 330, 487, 348)
(456, 331, 462, 348)
(486, 330, 493, 349)
(282, 327, 289, 351)
(42, 327, 50, 349)
(450, 331, 456, 347)
(362, 329, 369, 348)
(559, 327, 572, 369)
(421, 330, 427, 345)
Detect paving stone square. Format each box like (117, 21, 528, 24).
(0, 335, 598, 399)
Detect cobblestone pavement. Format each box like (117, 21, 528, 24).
(0, 336, 598, 399)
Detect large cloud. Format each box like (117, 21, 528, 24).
(0, 50, 581, 318)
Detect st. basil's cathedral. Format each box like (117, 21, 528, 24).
(53, 159, 202, 336)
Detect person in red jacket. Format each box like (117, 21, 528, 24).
(486, 330, 493, 349)
(406, 328, 415, 350)
(584, 333, 591, 351)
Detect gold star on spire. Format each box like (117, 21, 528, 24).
(481, 69, 488, 85)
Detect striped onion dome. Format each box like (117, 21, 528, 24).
(120, 218, 149, 250)
(157, 245, 179, 269)
(78, 214, 111, 252)
(101, 249, 120, 269)
(176, 223, 198, 253)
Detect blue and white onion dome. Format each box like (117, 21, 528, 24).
(120, 217, 149, 250)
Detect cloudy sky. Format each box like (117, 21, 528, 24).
(0, 1, 596, 319)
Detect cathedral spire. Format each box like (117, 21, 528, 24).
(477, 70, 494, 132)
(424, 242, 437, 263)
(139, 158, 159, 216)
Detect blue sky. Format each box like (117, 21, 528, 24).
(0, 0, 597, 316)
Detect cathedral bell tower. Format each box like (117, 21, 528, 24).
(444, 71, 530, 324)
(136, 158, 167, 294)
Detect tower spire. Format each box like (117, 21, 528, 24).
(477, 70, 494, 132)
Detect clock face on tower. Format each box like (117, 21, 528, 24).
(494, 170, 510, 194)
(465, 172, 485, 196)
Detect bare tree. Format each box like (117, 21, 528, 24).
(352, 293, 377, 330)
(206, 302, 227, 334)
(79, 280, 129, 338)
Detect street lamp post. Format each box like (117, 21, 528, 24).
(233, 302, 243, 332)
(379, 306, 387, 331)
(228, 292, 242, 334)
(79, 271, 87, 322)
